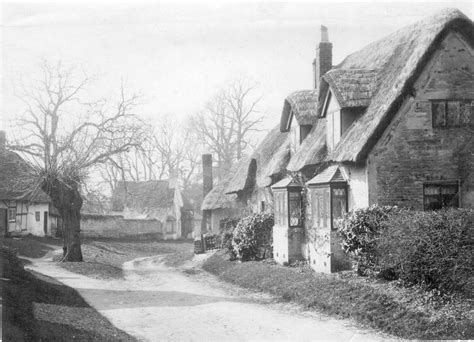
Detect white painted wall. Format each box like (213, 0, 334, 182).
(341, 164, 369, 210)
(7, 201, 52, 236)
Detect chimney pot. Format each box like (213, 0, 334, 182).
(320, 25, 329, 43)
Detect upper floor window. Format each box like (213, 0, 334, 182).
(432, 100, 473, 128)
(423, 182, 459, 210)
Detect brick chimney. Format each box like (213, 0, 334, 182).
(202, 154, 213, 197)
(0, 130, 6, 153)
(201, 154, 213, 234)
(312, 25, 332, 91)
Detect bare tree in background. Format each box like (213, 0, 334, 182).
(189, 79, 263, 179)
(97, 118, 200, 194)
(11, 60, 145, 261)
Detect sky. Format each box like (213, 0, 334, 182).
(1, 1, 473, 137)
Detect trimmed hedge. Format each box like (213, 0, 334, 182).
(231, 211, 274, 261)
(378, 209, 473, 295)
(338, 206, 474, 296)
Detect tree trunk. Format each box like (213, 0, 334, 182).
(45, 179, 83, 262)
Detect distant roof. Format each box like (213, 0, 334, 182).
(112, 180, 175, 212)
(225, 125, 291, 194)
(201, 178, 238, 210)
(0, 150, 51, 203)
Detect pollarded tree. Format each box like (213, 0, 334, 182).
(10, 60, 145, 261)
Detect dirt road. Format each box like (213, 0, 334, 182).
(27, 254, 391, 341)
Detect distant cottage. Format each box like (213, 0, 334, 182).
(202, 8, 474, 273)
(0, 131, 59, 237)
(112, 179, 192, 239)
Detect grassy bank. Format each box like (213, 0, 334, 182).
(1, 246, 136, 341)
(203, 251, 473, 340)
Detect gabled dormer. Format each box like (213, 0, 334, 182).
(280, 90, 318, 154)
(321, 68, 380, 151)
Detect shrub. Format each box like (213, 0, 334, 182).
(231, 211, 274, 261)
(219, 217, 240, 255)
(337, 205, 398, 276)
(378, 208, 474, 295)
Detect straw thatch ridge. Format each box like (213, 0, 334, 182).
(280, 90, 319, 132)
(329, 8, 473, 162)
(323, 69, 381, 108)
(201, 178, 238, 210)
(225, 125, 291, 194)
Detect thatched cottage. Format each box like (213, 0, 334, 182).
(111, 179, 190, 239)
(200, 126, 290, 232)
(271, 9, 474, 273)
(0, 131, 59, 237)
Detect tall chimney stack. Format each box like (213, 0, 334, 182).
(202, 154, 213, 197)
(312, 25, 332, 91)
(0, 130, 6, 152)
(201, 154, 213, 234)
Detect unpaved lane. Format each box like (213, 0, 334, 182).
(28, 255, 392, 341)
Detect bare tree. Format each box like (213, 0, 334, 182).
(11, 60, 145, 261)
(188, 79, 263, 178)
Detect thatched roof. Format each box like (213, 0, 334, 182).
(286, 117, 327, 172)
(201, 178, 238, 210)
(330, 8, 473, 162)
(280, 90, 319, 131)
(323, 69, 380, 108)
(281, 8, 472, 170)
(0, 150, 51, 203)
(112, 180, 175, 212)
(225, 125, 291, 194)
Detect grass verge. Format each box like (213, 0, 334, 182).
(1, 246, 136, 341)
(202, 250, 473, 340)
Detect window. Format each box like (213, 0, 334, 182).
(424, 183, 459, 210)
(331, 188, 347, 227)
(35, 211, 41, 222)
(310, 186, 346, 230)
(432, 100, 474, 128)
(288, 191, 302, 227)
(8, 208, 16, 222)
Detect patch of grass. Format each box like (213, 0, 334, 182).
(1, 246, 135, 341)
(1, 235, 62, 258)
(203, 251, 474, 340)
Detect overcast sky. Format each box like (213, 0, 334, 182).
(1, 1, 473, 134)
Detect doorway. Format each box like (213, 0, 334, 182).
(44, 211, 48, 235)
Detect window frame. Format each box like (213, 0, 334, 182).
(35, 211, 41, 222)
(309, 183, 348, 230)
(287, 189, 303, 228)
(423, 181, 460, 211)
(431, 100, 473, 128)
(8, 207, 16, 223)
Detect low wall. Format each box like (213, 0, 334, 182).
(81, 214, 163, 238)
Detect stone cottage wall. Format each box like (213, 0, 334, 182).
(81, 214, 163, 238)
(368, 31, 474, 209)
